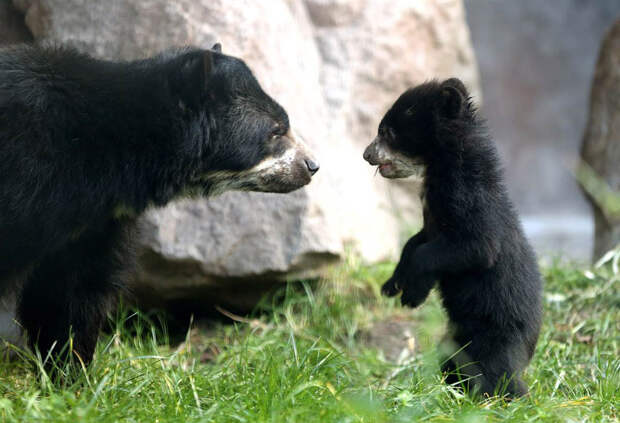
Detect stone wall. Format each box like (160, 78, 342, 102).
(465, 0, 620, 260)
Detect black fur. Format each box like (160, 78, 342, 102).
(0, 44, 311, 365)
(366, 79, 542, 397)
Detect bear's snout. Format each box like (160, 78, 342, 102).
(288, 129, 319, 178)
(233, 128, 319, 194)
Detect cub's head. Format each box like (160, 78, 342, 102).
(172, 44, 319, 196)
(363, 78, 470, 178)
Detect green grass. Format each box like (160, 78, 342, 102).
(1, 255, 618, 422)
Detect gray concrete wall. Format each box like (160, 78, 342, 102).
(464, 0, 620, 261)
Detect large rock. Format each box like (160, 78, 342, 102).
(580, 19, 620, 260)
(16, 0, 479, 309)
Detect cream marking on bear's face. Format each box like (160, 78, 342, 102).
(198, 170, 248, 197)
(250, 128, 313, 175)
(250, 146, 297, 174)
(197, 128, 317, 196)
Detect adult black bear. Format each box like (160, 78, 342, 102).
(0, 43, 319, 365)
(363, 78, 542, 397)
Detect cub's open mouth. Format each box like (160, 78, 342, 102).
(374, 162, 392, 175)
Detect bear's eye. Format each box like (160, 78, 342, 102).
(405, 107, 414, 116)
(271, 123, 287, 140)
(270, 126, 281, 140)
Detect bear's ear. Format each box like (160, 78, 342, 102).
(174, 52, 216, 108)
(439, 85, 464, 119)
(211, 43, 222, 53)
(181, 52, 214, 87)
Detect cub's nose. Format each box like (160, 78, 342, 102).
(363, 147, 371, 162)
(305, 158, 320, 175)
(363, 142, 377, 164)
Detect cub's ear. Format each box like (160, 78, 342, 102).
(441, 78, 467, 95)
(211, 43, 222, 53)
(439, 83, 465, 119)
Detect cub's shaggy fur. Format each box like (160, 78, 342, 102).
(364, 78, 542, 397)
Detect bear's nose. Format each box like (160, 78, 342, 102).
(305, 159, 320, 175)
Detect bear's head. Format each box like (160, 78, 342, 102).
(362, 78, 470, 178)
(172, 44, 319, 196)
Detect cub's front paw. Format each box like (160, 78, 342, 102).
(381, 276, 401, 297)
(400, 286, 427, 308)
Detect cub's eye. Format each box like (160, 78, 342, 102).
(405, 107, 414, 116)
(384, 127, 398, 146)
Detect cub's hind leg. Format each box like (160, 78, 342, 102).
(441, 336, 529, 398)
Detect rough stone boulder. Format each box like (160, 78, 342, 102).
(580, 18, 620, 260)
(14, 0, 480, 309)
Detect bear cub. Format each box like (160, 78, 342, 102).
(363, 78, 542, 397)
(0, 43, 319, 367)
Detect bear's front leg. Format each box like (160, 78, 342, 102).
(396, 232, 499, 308)
(382, 229, 435, 307)
(19, 273, 107, 368)
(17, 223, 130, 369)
